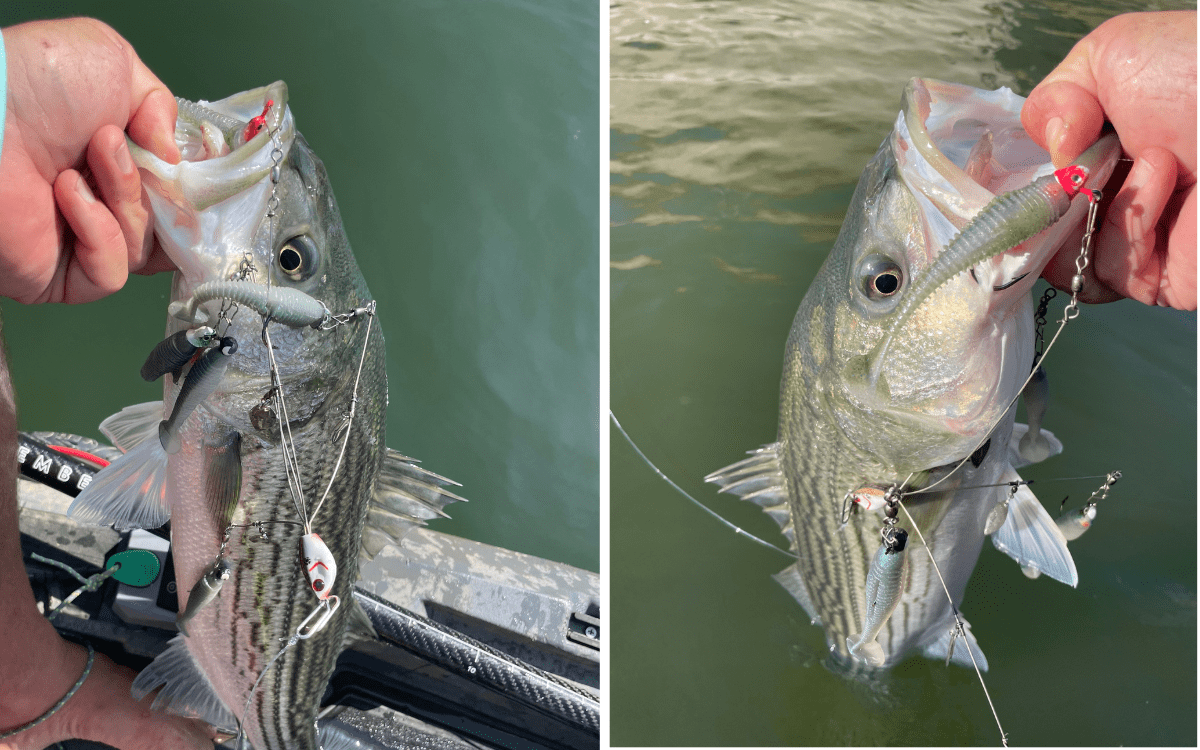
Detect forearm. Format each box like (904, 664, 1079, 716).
(0, 317, 82, 730)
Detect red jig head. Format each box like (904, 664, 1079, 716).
(242, 99, 274, 143)
(301, 532, 337, 600)
(1053, 164, 1090, 199)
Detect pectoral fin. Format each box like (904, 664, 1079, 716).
(990, 466, 1078, 587)
(203, 432, 241, 528)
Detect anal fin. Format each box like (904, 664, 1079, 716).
(921, 614, 988, 671)
(131, 636, 237, 733)
(773, 563, 822, 627)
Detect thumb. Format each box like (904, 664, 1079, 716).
(1020, 43, 1105, 168)
(91, 21, 180, 165)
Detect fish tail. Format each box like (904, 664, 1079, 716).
(67, 436, 171, 530)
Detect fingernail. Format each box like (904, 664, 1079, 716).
(76, 177, 97, 204)
(1045, 117, 1065, 165)
(114, 140, 134, 175)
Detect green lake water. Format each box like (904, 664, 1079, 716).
(0, 0, 599, 574)
(612, 0, 1195, 746)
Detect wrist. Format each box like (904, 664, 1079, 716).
(0, 611, 84, 728)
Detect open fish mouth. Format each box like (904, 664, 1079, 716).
(838, 79, 1121, 468)
(128, 81, 296, 289)
(894, 79, 1121, 302)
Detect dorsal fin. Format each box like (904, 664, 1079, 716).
(99, 401, 163, 453)
(705, 443, 792, 545)
(360, 448, 466, 563)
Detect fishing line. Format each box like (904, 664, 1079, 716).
(904, 473, 1115, 496)
(263, 321, 311, 533)
(235, 632, 300, 750)
(896, 499, 1007, 747)
(611, 411, 797, 560)
(308, 303, 375, 527)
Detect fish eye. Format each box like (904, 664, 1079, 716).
(858, 255, 904, 300)
(277, 235, 319, 283)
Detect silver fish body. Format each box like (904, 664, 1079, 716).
(708, 79, 1120, 669)
(155, 95, 385, 750)
(64, 82, 464, 750)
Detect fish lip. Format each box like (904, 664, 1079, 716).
(130, 82, 295, 287)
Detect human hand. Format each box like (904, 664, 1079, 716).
(1021, 11, 1196, 310)
(0, 17, 180, 305)
(0, 630, 215, 750)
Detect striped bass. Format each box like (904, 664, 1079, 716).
(68, 82, 462, 749)
(706, 79, 1120, 670)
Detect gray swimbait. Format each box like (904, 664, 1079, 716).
(1017, 365, 1055, 464)
(140, 326, 216, 382)
(847, 529, 909, 668)
(159, 336, 237, 455)
(168, 280, 329, 328)
(176, 557, 232, 637)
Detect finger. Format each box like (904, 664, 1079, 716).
(87, 125, 153, 270)
(52, 170, 129, 303)
(1093, 147, 1177, 306)
(1160, 185, 1197, 310)
(1021, 80, 1106, 168)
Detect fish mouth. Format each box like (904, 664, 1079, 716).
(838, 80, 1121, 471)
(895, 79, 1121, 303)
(128, 81, 296, 290)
